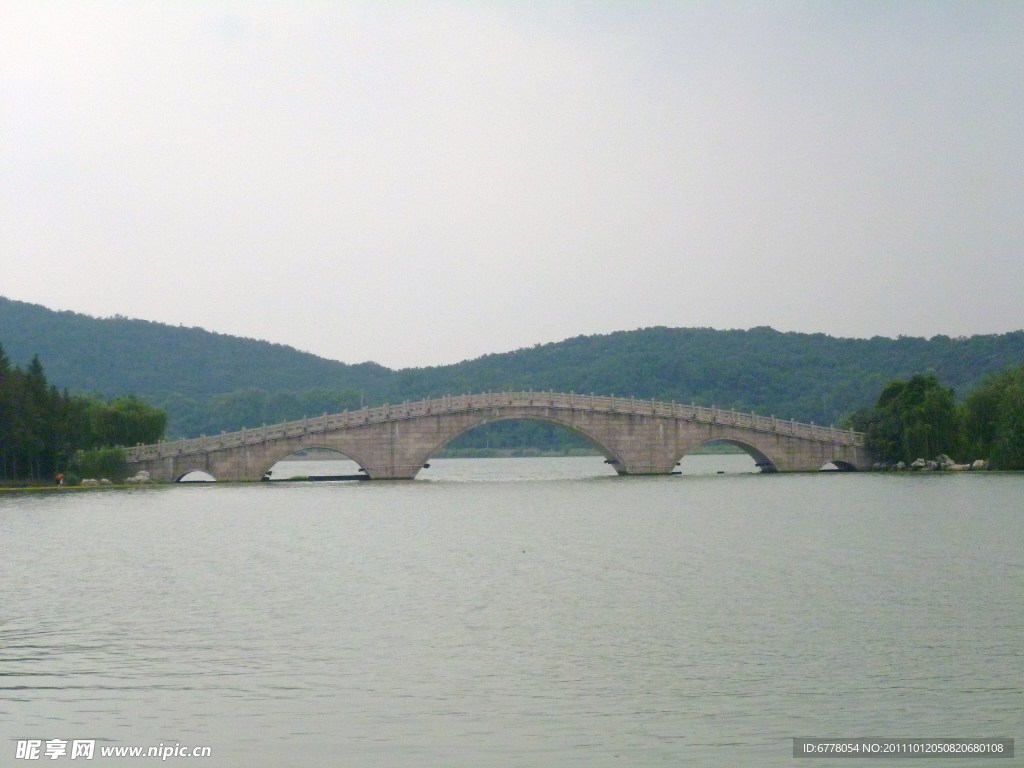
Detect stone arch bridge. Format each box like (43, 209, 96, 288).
(125, 391, 870, 482)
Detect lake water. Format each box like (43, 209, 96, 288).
(2, 457, 1021, 766)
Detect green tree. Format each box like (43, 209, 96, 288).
(0, 354, 72, 479)
(962, 364, 1024, 469)
(0, 343, 11, 476)
(899, 374, 960, 461)
(87, 396, 167, 447)
(208, 388, 268, 432)
(299, 388, 363, 417)
(13, 356, 49, 477)
(852, 373, 960, 464)
(69, 447, 128, 482)
(0, 344, 168, 482)
(264, 390, 302, 423)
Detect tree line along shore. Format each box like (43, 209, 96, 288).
(2, 338, 1023, 485)
(0, 343, 165, 486)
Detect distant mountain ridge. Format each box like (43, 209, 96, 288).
(0, 297, 391, 397)
(3, 296, 1024, 437)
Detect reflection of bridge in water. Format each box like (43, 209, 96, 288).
(125, 391, 870, 482)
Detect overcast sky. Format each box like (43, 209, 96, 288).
(3, 1, 1022, 369)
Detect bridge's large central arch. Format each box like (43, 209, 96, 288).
(260, 446, 363, 481)
(423, 415, 619, 466)
(438, 417, 597, 457)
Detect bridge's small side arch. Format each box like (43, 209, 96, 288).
(176, 468, 217, 482)
(420, 415, 624, 475)
(682, 439, 778, 473)
(827, 459, 859, 472)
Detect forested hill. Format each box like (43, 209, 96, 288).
(3, 296, 1024, 438)
(0, 297, 392, 398)
(403, 326, 1024, 425)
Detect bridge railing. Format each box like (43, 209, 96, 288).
(125, 390, 865, 461)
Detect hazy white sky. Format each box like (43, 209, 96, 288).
(3, 1, 1022, 368)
